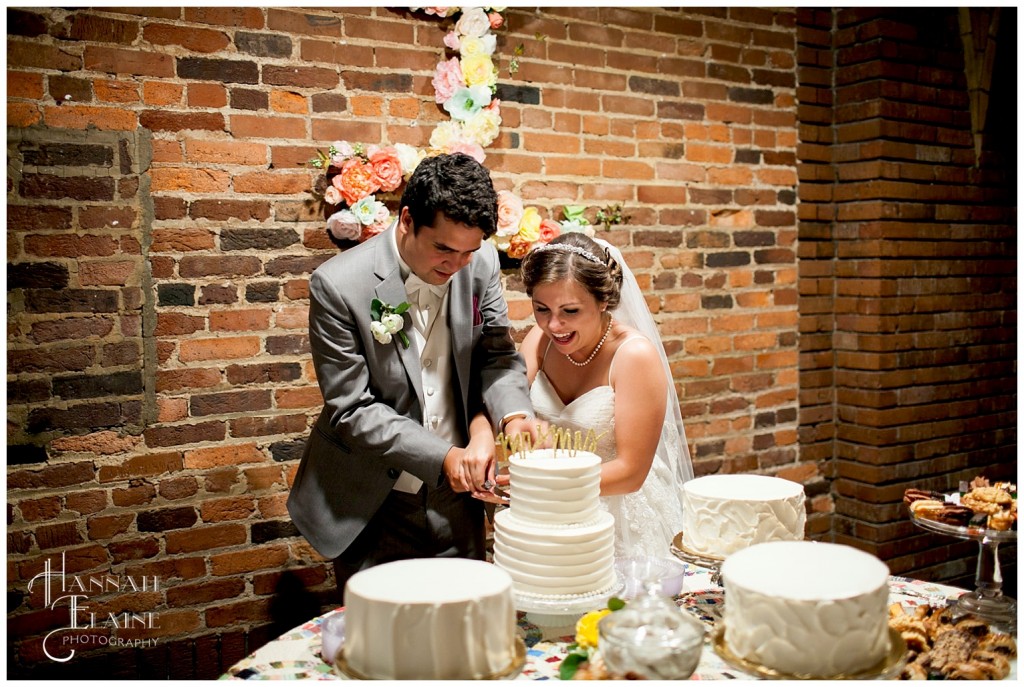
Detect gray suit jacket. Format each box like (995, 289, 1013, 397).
(287, 226, 531, 559)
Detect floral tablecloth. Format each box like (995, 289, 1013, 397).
(220, 565, 972, 681)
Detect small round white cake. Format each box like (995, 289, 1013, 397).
(493, 449, 616, 599)
(342, 558, 517, 679)
(721, 541, 891, 677)
(682, 474, 805, 558)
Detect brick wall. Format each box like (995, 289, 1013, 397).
(5, 6, 1014, 679)
(795, 6, 1016, 588)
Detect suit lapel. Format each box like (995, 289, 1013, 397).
(373, 226, 424, 408)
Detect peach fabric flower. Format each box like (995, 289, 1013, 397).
(488, 12, 504, 30)
(334, 158, 379, 206)
(538, 218, 561, 244)
(369, 147, 403, 193)
(507, 234, 532, 259)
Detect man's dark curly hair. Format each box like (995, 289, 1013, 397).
(399, 153, 498, 238)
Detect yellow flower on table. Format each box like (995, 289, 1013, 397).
(574, 608, 611, 650)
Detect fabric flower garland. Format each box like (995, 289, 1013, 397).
(312, 7, 593, 257)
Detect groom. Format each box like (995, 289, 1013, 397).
(287, 153, 540, 595)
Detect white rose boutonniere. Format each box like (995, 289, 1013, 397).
(370, 298, 410, 348)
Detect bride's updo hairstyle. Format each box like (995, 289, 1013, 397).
(520, 233, 623, 310)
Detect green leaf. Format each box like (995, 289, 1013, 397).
(607, 596, 626, 611)
(562, 205, 586, 221)
(559, 652, 588, 680)
(370, 298, 384, 321)
(393, 301, 410, 315)
(398, 331, 410, 349)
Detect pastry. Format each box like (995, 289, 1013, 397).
(888, 604, 1015, 680)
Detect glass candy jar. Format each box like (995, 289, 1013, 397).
(598, 581, 705, 679)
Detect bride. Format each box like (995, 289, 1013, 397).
(516, 232, 694, 558)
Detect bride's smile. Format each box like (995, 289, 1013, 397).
(530, 279, 606, 360)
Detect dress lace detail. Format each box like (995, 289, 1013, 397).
(530, 369, 685, 559)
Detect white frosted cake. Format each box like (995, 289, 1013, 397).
(721, 541, 891, 677)
(682, 474, 805, 558)
(492, 449, 616, 598)
(342, 558, 517, 679)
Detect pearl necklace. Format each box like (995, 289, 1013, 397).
(565, 316, 613, 367)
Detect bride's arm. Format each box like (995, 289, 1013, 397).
(601, 336, 667, 495)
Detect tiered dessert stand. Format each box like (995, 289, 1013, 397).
(910, 512, 1017, 632)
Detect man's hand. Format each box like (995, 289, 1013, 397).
(442, 445, 492, 494)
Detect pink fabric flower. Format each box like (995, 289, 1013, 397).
(448, 140, 485, 163)
(538, 219, 562, 244)
(327, 209, 361, 241)
(432, 57, 464, 104)
(443, 30, 461, 50)
(334, 158, 379, 206)
(323, 185, 343, 206)
(488, 12, 504, 30)
(360, 220, 389, 242)
(496, 190, 524, 237)
(369, 147, 404, 193)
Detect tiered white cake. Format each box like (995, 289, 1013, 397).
(682, 474, 806, 558)
(342, 558, 517, 679)
(721, 541, 892, 677)
(492, 449, 616, 598)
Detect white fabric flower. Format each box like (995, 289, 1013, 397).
(456, 7, 491, 37)
(370, 321, 393, 344)
(459, 34, 496, 57)
(394, 143, 425, 179)
(381, 312, 404, 334)
(429, 121, 463, 152)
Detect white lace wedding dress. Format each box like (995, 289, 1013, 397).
(529, 338, 686, 559)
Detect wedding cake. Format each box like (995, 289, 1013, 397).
(721, 541, 892, 677)
(341, 558, 518, 679)
(492, 449, 617, 598)
(681, 474, 805, 558)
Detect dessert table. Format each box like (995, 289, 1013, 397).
(220, 563, 993, 681)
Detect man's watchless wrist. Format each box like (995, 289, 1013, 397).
(498, 412, 530, 433)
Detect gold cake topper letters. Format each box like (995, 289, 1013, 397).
(495, 423, 608, 460)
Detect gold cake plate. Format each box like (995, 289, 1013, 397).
(334, 636, 527, 680)
(712, 625, 908, 680)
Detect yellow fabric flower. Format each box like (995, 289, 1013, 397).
(429, 121, 462, 152)
(463, 108, 501, 147)
(518, 206, 542, 242)
(461, 54, 497, 88)
(575, 609, 611, 649)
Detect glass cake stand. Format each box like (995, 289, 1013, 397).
(670, 532, 725, 586)
(514, 574, 624, 638)
(910, 512, 1017, 632)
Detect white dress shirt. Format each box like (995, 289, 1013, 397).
(392, 231, 458, 493)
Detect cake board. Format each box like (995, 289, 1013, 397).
(513, 574, 625, 638)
